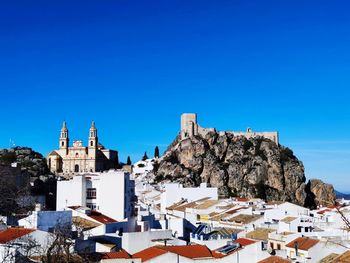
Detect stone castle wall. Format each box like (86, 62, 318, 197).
(181, 113, 279, 144)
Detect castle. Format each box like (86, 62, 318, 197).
(181, 113, 279, 144)
(47, 121, 119, 175)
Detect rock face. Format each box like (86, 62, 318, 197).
(154, 132, 336, 208)
(0, 147, 50, 178)
(308, 179, 336, 207)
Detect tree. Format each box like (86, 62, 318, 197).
(154, 146, 160, 158)
(0, 168, 33, 216)
(142, 152, 148, 161)
(0, 223, 83, 263)
(126, 156, 132, 165)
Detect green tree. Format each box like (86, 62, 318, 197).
(154, 146, 160, 158)
(142, 152, 148, 161)
(126, 156, 132, 165)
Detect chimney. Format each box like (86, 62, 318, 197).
(294, 241, 298, 257)
(35, 203, 42, 212)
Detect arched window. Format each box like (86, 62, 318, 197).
(90, 141, 93, 146)
(74, 164, 79, 173)
(61, 141, 64, 147)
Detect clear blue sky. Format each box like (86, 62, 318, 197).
(1, 1, 349, 191)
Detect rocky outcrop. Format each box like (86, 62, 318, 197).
(0, 147, 50, 178)
(308, 179, 336, 207)
(154, 132, 336, 208)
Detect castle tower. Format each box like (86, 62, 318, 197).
(59, 121, 69, 155)
(181, 113, 198, 139)
(88, 121, 98, 159)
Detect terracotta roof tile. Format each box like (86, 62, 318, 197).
(317, 209, 332, 215)
(258, 255, 291, 263)
(67, 205, 82, 210)
(157, 244, 213, 259)
(101, 250, 131, 259)
(0, 228, 35, 244)
(286, 237, 319, 251)
(234, 238, 257, 246)
(89, 211, 117, 224)
(133, 247, 168, 262)
(236, 197, 249, 202)
(132, 245, 218, 261)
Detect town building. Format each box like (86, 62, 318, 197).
(160, 183, 218, 213)
(0, 228, 53, 262)
(56, 170, 135, 221)
(47, 121, 119, 175)
(18, 210, 72, 232)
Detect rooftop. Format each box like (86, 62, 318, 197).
(226, 214, 262, 224)
(133, 247, 167, 262)
(194, 200, 220, 210)
(0, 228, 35, 244)
(234, 238, 257, 246)
(89, 211, 118, 224)
(280, 216, 298, 223)
(132, 244, 223, 261)
(258, 255, 291, 263)
(286, 237, 319, 251)
(332, 250, 350, 262)
(246, 228, 276, 241)
(318, 253, 339, 263)
(168, 197, 212, 212)
(101, 250, 131, 259)
(72, 216, 101, 230)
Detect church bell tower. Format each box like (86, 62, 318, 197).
(59, 121, 69, 155)
(88, 121, 98, 159)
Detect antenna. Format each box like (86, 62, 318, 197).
(9, 139, 15, 148)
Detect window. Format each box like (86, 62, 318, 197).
(61, 141, 64, 147)
(87, 188, 96, 199)
(270, 242, 274, 249)
(277, 244, 281, 250)
(74, 164, 79, 173)
(90, 141, 93, 146)
(86, 203, 96, 210)
(297, 226, 302, 232)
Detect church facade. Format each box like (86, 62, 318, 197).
(47, 121, 119, 175)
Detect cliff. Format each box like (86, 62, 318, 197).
(154, 131, 335, 208)
(0, 146, 50, 178)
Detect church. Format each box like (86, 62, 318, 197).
(47, 121, 119, 175)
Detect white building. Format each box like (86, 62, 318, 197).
(160, 183, 218, 213)
(56, 170, 135, 221)
(18, 210, 72, 232)
(0, 228, 53, 263)
(285, 236, 348, 262)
